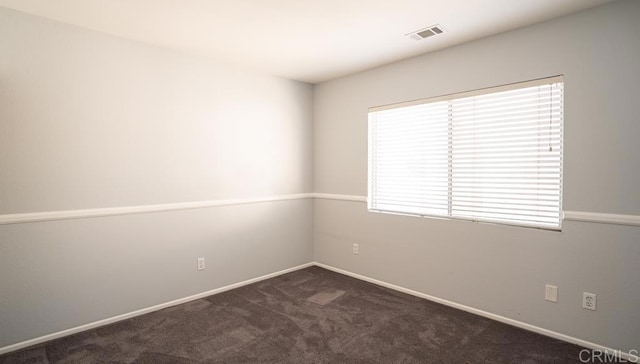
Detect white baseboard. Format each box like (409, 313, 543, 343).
(2, 261, 636, 362)
(313, 262, 638, 363)
(0, 262, 314, 356)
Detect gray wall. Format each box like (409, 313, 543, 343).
(313, 0, 640, 352)
(0, 8, 313, 348)
(2, 0, 639, 354)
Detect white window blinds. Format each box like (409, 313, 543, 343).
(368, 76, 564, 230)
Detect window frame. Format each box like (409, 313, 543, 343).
(367, 76, 564, 230)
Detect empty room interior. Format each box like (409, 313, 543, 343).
(1, 0, 639, 363)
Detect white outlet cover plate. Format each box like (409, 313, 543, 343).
(583, 292, 597, 310)
(545, 284, 558, 302)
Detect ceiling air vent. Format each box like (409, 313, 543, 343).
(407, 25, 445, 41)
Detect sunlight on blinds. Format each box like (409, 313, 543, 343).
(368, 76, 564, 230)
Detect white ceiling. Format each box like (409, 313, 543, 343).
(0, 0, 615, 83)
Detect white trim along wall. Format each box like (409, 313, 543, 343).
(1, 259, 637, 362)
(2, 193, 639, 227)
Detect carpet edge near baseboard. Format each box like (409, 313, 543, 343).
(0, 262, 314, 356)
(1, 261, 634, 362)
(313, 262, 636, 362)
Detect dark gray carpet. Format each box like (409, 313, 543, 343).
(1, 266, 586, 363)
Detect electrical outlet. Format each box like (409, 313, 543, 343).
(545, 284, 558, 302)
(197, 257, 205, 271)
(583, 292, 596, 311)
(352, 243, 359, 255)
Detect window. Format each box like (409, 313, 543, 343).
(368, 76, 564, 230)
